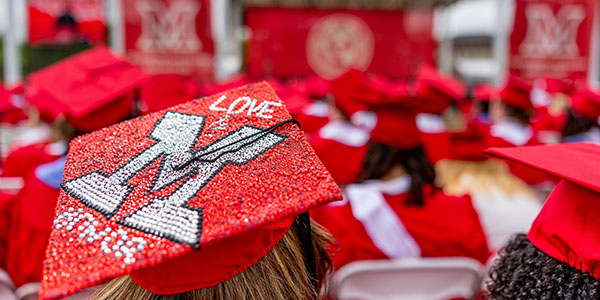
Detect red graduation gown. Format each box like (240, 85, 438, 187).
(0, 191, 17, 269)
(1, 143, 59, 178)
(312, 185, 490, 269)
(5, 172, 60, 287)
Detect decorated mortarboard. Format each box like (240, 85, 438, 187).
(39, 82, 342, 299)
(26, 46, 148, 131)
(499, 75, 533, 111)
(485, 143, 600, 279)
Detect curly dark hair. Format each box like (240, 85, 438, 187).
(356, 142, 436, 206)
(563, 108, 596, 138)
(485, 234, 600, 300)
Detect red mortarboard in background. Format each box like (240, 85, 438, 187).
(26, 46, 148, 132)
(414, 65, 465, 114)
(570, 84, 600, 124)
(472, 83, 499, 102)
(369, 108, 421, 150)
(447, 123, 490, 161)
(499, 75, 533, 111)
(329, 70, 379, 117)
(535, 77, 574, 95)
(139, 75, 201, 115)
(485, 143, 600, 279)
(288, 75, 331, 100)
(39, 82, 342, 299)
(532, 106, 568, 133)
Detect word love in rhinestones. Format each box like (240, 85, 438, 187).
(209, 95, 283, 119)
(62, 111, 287, 246)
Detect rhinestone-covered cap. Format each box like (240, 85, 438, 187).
(40, 82, 341, 299)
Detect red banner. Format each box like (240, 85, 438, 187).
(122, 0, 213, 80)
(28, 0, 106, 45)
(245, 8, 435, 79)
(509, 0, 598, 81)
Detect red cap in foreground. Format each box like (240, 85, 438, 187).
(39, 82, 342, 299)
(485, 143, 600, 279)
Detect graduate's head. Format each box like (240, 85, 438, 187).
(492, 76, 534, 125)
(485, 143, 600, 299)
(486, 233, 600, 299)
(563, 84, 600, 138)
(93, 217, 334, 300)
(357, 142, 435, 206)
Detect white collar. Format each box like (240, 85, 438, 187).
(360, 174, 412, 196)
(491, 118, 532, 146)
(318, 120, 370, 147)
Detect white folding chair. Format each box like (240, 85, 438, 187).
(330, 257, 485, 300)
(0, 177, 24, 192)
(15, 282, 40, 300)
(0, 269, 17, 300)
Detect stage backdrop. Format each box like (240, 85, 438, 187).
(509, 0, 598, 81)
(122, 0, 214, 80)
(245, 7, 435, 79)
(28, 0, 106, 45)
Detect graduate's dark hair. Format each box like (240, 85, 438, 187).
(357, 142, 436, 206)
(485, 233, 600, 300)
(503, 105, 532, 125)
(562, 108, 596, 138)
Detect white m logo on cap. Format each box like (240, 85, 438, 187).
(62, 111, 286, 246)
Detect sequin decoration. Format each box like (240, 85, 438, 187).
(40, 82, 342, 300)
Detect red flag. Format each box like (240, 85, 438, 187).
(509, 0, 598, 81)
(122, 0, 214, 80)
(28, 0, 106, 45)
(245, 7, 435, 79)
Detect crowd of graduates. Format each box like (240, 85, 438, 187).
(0, 45, 599, 299)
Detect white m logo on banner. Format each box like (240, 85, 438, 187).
(519, 4, 585, 58)
(136, 0, 202, 53)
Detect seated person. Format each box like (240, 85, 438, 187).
(312, 141, 490, 268)
(485, 143, 600, 299)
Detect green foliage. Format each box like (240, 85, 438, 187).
(20, 43, 91, 76)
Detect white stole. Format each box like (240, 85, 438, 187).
(345, 175, 421, 258)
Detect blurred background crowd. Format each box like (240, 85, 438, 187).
(0, 0, 599, 299)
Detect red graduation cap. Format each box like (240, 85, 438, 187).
(39, 82, 342, 299)
(414, 65, 465, 114)
(499, 75, 533, 111)
(27, 46, 148, 131)
(472, 83, 499, 102)
(570, 84, 600, 124)
(288, 75, 331, 100)
(139, 74, 201, 115)
(447, 123, 490, 161)
(369, 108, 421, 150)
(535, 77, 574, 95)
(485, 143, 600, 279)
(329, 70, 377, 117)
